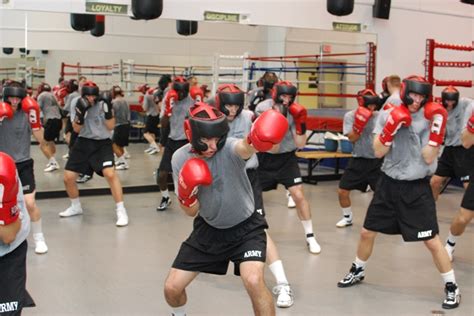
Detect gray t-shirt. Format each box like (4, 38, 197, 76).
(142, 93, 158, 116)
(0, 110, 31, 163)
(169, 96, 194, 141)
(64, 91, 80, 113)
(78, 101, 113, 140)
(445, 98, 473, 147)
(112, 99, 130, 126)
(461, 99, 473, 128)
(172, 139, 255, 229)
(228, 110, 258, 169)
(37, 91, 62, 121)
(255, 99, 297, 153)
(384, 91, 402, 107)
(343, 109, 378, 158)
(374, 107, 434, 180)
(0, 180, 31, 257)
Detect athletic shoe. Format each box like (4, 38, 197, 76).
(287, 191, 296, 208)
(76, 174, 92, 183)
(144, 147, 154, 153)
(59, 206, 83, 217)
(336, 215, 353, 228)
(445, 241, 455, 262)
(62, 153, 69, 160)
(33, 233, 48, 254)
(44, 162, 60, 172)
(442, 282, 460, 309)
(337, 263, 365, 288)
(116, 208, 129, 227)
(115, 162, 129, 170)
(124, 151, 131, 159)
(147, 147, 160, 155)
(306, 234, 321, 254)
(272, 283, 294, 308)
(157, 196, 171, 211)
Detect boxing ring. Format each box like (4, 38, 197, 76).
(1, 65, 45, 89)
(424, 38, 473, 92)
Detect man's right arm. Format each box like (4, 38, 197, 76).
(0, 217, 21, 244)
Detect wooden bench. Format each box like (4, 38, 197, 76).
(296, 151, 353, 184)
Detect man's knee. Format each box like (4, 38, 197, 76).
(360, 228, 376, 241)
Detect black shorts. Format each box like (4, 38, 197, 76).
(247, 169, 265, 216)
(172, 211, 268, 276)
(339, 158, 383, 192)
(435, 146, 470, 182)
(158, 139, 189, 173)
(0, 241, 36, 315)
(461, 178, 474, 211)
(16, 159, 35, 194)
(144, 115, 160, 135)
(257, 151, 302, 191)
(65, 119, 73, 134)
(364, 174, 439, 242)
(43, 118, 63, 142)
(113, 124, 130, 147)
(65, 137, 114, 177)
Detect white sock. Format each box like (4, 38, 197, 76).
(269, 260, 289, 285)
(354, 256, 367, 270)
(301, 220, 314, 236)
(441, 270, 456, 284)
(116, 201, 125, 211)
(71, 198, 81, 208)
(31, 219, 43, 235)
(446, 231, 457, 245)
(341, 207, 352, 218)
(172, 305, 186, 316)
(162, 190, 170, 199)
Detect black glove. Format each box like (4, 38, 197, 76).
(248, 89, 265, 112)
(99, 91, 113, 120)
(75, 97, 90, 125)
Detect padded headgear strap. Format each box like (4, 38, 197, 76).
(2, 86, 26, 102)
(215, 84, 245, 116)
(272, 81, 297, 105)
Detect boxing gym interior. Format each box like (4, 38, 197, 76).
(0, 1, 473, 315)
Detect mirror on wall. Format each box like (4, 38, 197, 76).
(0, 10, 377, 194)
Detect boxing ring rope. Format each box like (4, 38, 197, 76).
(424, 38, 474, 88)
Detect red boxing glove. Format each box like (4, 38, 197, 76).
(21, 96, 42, 131)
(178, 158, 212, 207)
(379, 105, 412, 146)
(352, 106, 373, 134)
(0, 102, 14, 122)
(382, 103, 395, 111)
(289, 102, 307, 135)
(424, 102, 448, 147)
(247, 109, 289, 152)
(138, 95, 144, 105)
(0, 152, 20, 226)
(146, 87, 156, 95)
(190, 86, 204, 102)
(55, 87, 68, 107)
(467, 113, 474, 134)
(165, 89, 179, 117)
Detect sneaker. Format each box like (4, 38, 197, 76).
(147, 147, 160, 155)
(115, 162, 129, 170)
(445, 241, 455, 262)
(337, 263, 365, 288)
(306, 234, 321, 254)
(442, 282, 461, 309)
(157, 196, 171, 211)
(124, 151, 131, 159)
(336, 216, 353, 228)
(144, 147, 154, 153)
(272, 283, 294, 308)
(76, 174, 92, 183)
(33, 233, 48, 254)
(44, 162, 59, 172)
(59, 206, 83, 217)
(62, 153, 69, 160)
(287, 192, 296, 208)
(116, 208, 129, 227)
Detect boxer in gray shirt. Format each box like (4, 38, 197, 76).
(337, 75, 461, 310)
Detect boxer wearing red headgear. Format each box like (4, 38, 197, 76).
(336, 88, 382, 229)
(165, 102, 287, 315)
(255, 80, 321, 255)
(338, 75, 461, 310)
(0, 151, 35, 313)
(0, 81, 48, 254)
